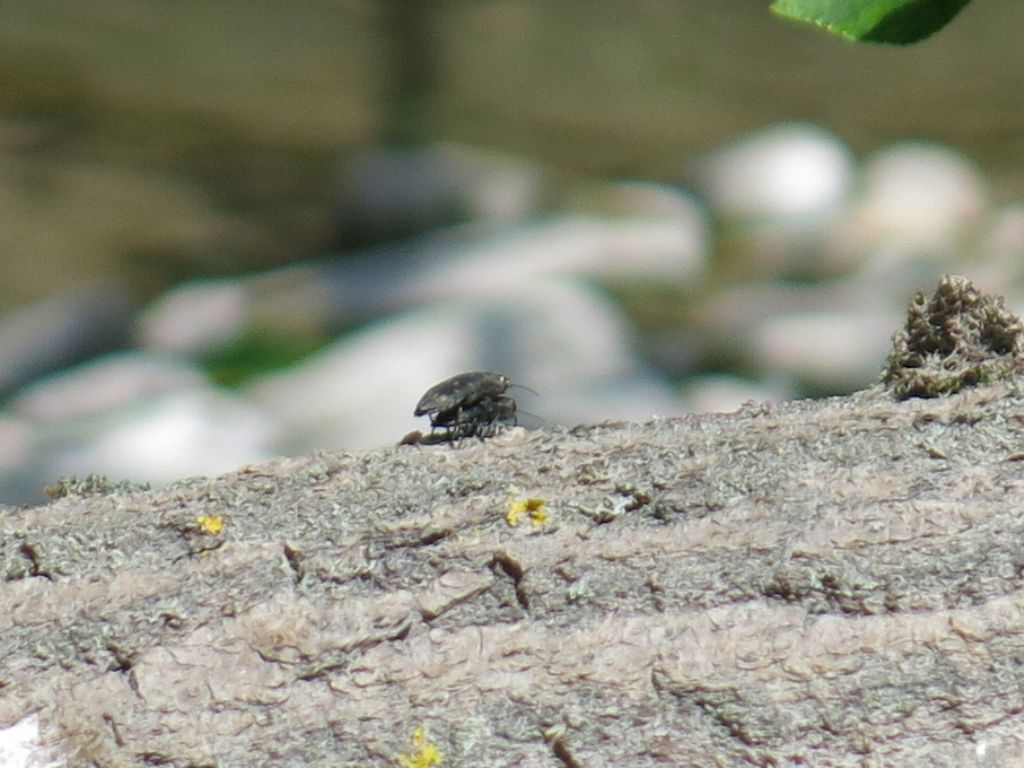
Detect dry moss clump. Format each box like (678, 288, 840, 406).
(44, 473, 150, 499)
(883, 275, 1024, 399)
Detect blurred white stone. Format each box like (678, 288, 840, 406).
(10, 352, 206, 423)
(696, 278, 903, 393)
(841, 142, 988, 256)
(138, 211, 708, 356)
(37, 388, 276, 487)
(3, 352, 277, 496)
(983, 204, 1024, 257)
(691, 123, 854, 222)
(411, 214, 707, 301)
(246, 279, 680, 451)
(0, 412, 34, 467)
(564, 180, 709, 254)
(697, 280, 832, 347)
(0, 413, 39, 503)
(0, 280, 135, 396)
(750, 309, 900, 392)
(855, 242, 968, 307)
(974, 203, 1024, 287)
(136, 280, 249, 355)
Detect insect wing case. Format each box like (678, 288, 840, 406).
(413, 371, 510, 416)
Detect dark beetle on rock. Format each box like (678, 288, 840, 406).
(414, 371, 510, 418)
(410, 371, 520, 443)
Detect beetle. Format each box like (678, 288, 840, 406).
(412, 371, 519, 443)
(414, 371, 511, 419)
(431, 392, 518, 439)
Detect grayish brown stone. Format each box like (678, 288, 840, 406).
(4, 382, 1024, 765)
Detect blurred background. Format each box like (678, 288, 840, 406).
(2, 1, 1023, 503)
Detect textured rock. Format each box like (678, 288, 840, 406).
(5, 379, 1024, 765)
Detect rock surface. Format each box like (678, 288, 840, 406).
(4, 379, 1024, 766)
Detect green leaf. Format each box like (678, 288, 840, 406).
(771, 0, 973, 44)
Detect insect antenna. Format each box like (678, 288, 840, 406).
(513, 408, 545, 427)
(507, 381, 540, 427)
(508, 382, 539, 397)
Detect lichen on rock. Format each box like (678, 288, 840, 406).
(883, 274, 1024, 399)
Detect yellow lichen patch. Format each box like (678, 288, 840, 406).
(396, 725, 443, 768)
(507, 496, 549, 528)
(195, 515, 224, 535)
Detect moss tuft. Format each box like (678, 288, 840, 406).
(45, 474, 150, 499)
(883, 275, 1024, 399)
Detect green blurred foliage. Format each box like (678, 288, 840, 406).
(772, 0, 973, 44)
